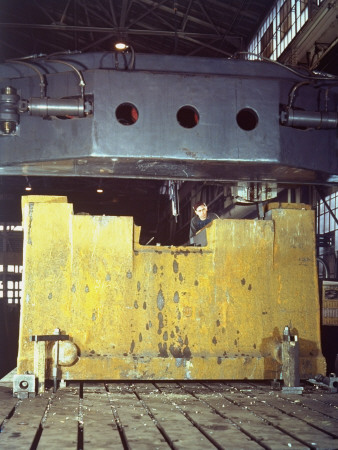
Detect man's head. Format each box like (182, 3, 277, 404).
(193, 201, 208, 220)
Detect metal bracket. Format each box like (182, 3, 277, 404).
(28, 330, 70, 395)
(13, 374, 36, 399)
(30, 334, 69, 342)
(308, 373, 338, 393)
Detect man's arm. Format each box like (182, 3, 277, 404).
(189, 217, 198, 238)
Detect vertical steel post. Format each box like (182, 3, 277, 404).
(282, 326, 300, 387)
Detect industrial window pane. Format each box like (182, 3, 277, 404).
(280, 0, 292, 39)
(300, 0, 307, 13)
(330, 215, 336, 230)
(261, 22, 274, 57)
(317, 191, 338, 252)
(329, 195, 335, 208)
(11, 225, 23, 231)
(248, 0, 311, 60)
(300, 8, 308, 27)
(324, 214, 328, 233)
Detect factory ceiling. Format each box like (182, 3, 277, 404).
(0, 0, 276, 61)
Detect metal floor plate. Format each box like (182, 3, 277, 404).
(0, 381, 337, 449)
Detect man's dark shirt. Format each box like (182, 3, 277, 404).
(189, 213, 219, 238)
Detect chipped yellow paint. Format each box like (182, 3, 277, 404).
(17, 196, 326, 380)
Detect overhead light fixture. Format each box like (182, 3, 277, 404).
(96, 180, 103, 193)
(114, 30, 129, 51)
(114, 35, 135, 69)
(25, 177, 32, 191)
(115, 41, 128, 51)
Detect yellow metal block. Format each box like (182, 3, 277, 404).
(21, 194, 68, 209)
(17, 197, 326, 380)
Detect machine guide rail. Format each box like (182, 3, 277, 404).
(0, 381, 337, 449)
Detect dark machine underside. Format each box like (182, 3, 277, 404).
(0, 52, 337, 184)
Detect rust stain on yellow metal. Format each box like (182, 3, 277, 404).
(17, 196, 326, 380)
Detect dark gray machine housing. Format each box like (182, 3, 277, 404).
(0, 52, 337, 184)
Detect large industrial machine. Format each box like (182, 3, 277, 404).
(0, 51, 337, 183)
(0, 51, 337, 394)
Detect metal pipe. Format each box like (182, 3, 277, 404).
(6, 60, 46, 97)
(45, 59, 86, 99)
(317, 257, 330, 279)
(26, 97, 85, 117)
(287, 81, 310, 109)
(281, 109, 338, 129)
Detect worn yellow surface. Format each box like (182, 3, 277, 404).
(17, 196, 326, 380)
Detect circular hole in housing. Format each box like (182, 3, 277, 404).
(19, 380, 29, 390)
(177, 106, 199, 128)
(236, 108, 258, 131)
(115, 103, 139, 125)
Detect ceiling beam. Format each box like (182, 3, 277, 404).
(128, 0, 171, 29)
(0, 23, 231, 40)
(135, 0, 240, 36)
(60, 0, 72, 25)
(109, 0, 118, 26)
(119, 0, 129, 28)
(180, 0, 193, 32)
(180, 35, 233, 57)
(195, 0, 220, 35)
